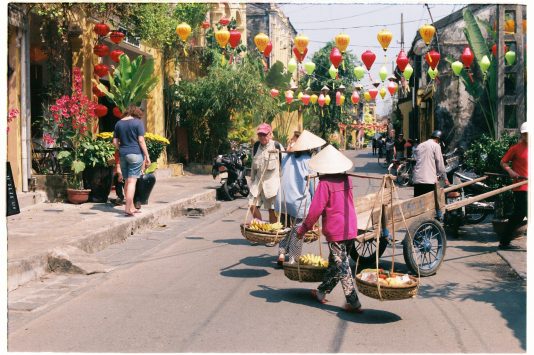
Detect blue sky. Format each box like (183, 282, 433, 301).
(278, 3, 463, 115)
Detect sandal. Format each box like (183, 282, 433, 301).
(311, 289, 328, 304)
(344, 303, 364, 314)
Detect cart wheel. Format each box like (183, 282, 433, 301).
(350, 237, 388, 267)
(403, 218, 447, 276)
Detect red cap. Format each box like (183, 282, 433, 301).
(257, 123, 272, 134)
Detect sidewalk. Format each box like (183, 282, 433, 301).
(7, 173, 219, 291)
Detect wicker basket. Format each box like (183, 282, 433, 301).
(240, 224, 289, 245)
(303, 229, 320, 243)
(283, 262, 327, 282)
(355, 273, 418, 300)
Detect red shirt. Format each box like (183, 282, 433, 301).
(501, 141, 528, 191)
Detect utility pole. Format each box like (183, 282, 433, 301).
(400, 13, 404, 50)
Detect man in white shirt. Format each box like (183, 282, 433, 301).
(412, 130, 450, 198)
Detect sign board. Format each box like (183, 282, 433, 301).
(6, 162, 20, 216)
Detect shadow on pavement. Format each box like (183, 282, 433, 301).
(250, 285, 401, 324)
(220, 254, 276, 271)
(213, 238, 253, 246)
(220, 268, 270, 278)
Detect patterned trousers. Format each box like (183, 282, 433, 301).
(318, 240, 361, 308)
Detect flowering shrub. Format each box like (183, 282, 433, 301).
(50, 67, 98, 189)
(145, 133, 170, 162)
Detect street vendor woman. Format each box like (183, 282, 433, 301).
(295, 145, 363, 313)
(249, 122, 284, 224)
(275, 130, 325, 267)
(499, 121, 528, 249)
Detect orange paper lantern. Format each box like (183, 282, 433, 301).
(254, 33, 270, 53)
(176, 22, 192, 42)
(419, 24, 436, 45)
(294, 34, 309, 54)
(215, 29, 230, 48)
(335, 33, 350, 53)
(377, 29, 393, 51)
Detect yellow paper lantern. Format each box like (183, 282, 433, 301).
(364, 91, 371, 101)
(324, 95, 331, 106)
(379, 87, 387, 99)
(215, 29, 230, 48)
(176, 22, 192, 42)
(419, 24, 436, 45)
(254, 33, 270, 53)
(335, 33, 350, 53)
(310, 94, 318, 105)
(377, 29, 393, 51)
(294, 34, 309, 54)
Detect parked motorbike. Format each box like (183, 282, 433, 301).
(212, 145, 250, 201)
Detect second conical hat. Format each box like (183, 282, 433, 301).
(291, 130, 326, 152)
(308, 145, 353, 174)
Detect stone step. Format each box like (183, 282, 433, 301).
(17, 191, 47, 210)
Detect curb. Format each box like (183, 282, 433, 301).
(7, 189, 216, 291)
(496, 249, 527, 280)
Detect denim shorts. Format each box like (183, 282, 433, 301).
(120, 153, 144, 179)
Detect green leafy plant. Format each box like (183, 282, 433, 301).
(94, 55, 159, 112)
(145, 133, 170, 162)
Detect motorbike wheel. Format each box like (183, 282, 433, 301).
(403, 218, 447, 277)
(350, 237, 388, 268)
(464, 207, 489, 224)
(396, 164, 411, 186)
(221, 181, 235, 201)
(239, 184, 250, 197)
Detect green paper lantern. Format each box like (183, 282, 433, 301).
(451, 61, 463, 76)
(354, 66, 365, 80)
(479, 55, 491, 74)
(379, 66, 388, 82)
(328, 64, 338, 79)
(303, 61, 316, 75)
(427, 67, 438, 80)
(403, 63, 413, 81)
(287, 58, 298, 74)
(505, 50, 516, 66)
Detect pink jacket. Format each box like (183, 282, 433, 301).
(297, 174, 357, 242)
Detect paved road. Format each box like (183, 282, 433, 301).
(8, 148, 526, 352)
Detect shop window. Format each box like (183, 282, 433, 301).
(504, 74, 516, 95)
(504, 105, 517, 128)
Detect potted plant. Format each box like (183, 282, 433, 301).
(134, 133, 170, 205)
(463, 133, 519, 236)
(82, 136, 116, 202)
(45, 67, 98, 204)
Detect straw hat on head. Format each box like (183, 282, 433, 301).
(290, 130, 326, 152)
(309, 145, 353, 174)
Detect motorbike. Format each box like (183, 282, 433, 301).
(212, 145, 250, 201)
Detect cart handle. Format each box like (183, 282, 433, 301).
(484, 172, 528, 180)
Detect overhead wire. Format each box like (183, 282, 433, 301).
(290, 5, 394, 24)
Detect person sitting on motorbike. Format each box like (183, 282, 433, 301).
(275, 130, 325, 267)
(248, 123, 284, 225)
(394, 133, 406, 160)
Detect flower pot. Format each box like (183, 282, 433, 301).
(66, 188, 91, 204)
(134, 173, 156, 205)
(83, 166, 114, 203)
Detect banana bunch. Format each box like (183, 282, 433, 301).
(248, 219, 283, 232)
(299, 253, 328, 268)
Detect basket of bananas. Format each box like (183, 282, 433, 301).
(355, 268, 419, 301)
(240, 219, 290, 245)
(303, 226, 321, 243)
(283, 253, 328, 282)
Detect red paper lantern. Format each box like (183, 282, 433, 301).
(263, 41, 273, 57)
(387, 81, 398, 96)
(368, 88, 378, 100)
(219, 18, 230, 26)
(112, 107, 123, 118)
(110, 49, 125, 63)
(293, 47, 307, 62)
(94, 22, 110, 37)
(95, 104, 108, 117)
(461, 47, 474, 69)
(330, 47, 343, 68)
(351, 91, 360, 104)
(110, 31, 125, 44)
(94, 64, 109, 77)
(491, 43, 509, 57)
(396, 50, 409, 72)
(301, 94, 311, 106)
(361, 50, 376, 70)
(92, 85, 105, 97)
(93, 44, 110, 57)
(424, 50, 440, 70)
(201, 21, 210, 29)
(229, 29, 241, 48)
(270, 88, 279, 98)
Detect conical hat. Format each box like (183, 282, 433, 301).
(291, 130, 326, 152)
(308, 145, 353, 174)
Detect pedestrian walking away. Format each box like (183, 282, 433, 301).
(275, 130, 325, 267)
(296, 145, 363, 313)
(113, 105, 151, 216)
(499, 121, 528, 249)
(394, 133, 406, 160)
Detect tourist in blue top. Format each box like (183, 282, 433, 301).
(113, 106, 151, 216)
(275, 130, 326, 267)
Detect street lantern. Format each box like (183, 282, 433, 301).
(396, 50, 409, 72)
(379, 66, 388, 82)
(335, 33, 350, 53)
(293, 47, 307, 62)
(294, 34, 309, 54)
(328, 64, 338, 79)
(379, 87, 387, 99)
(228, 29, 241, 48)
(451, 61, 463, 76)
(387, 81, 398, 95)
(403, 63, 414, 80)
(369, 88, 378, 100)
(254, 33, 270, 52)
(424, 49, 440, 70)
(215, 29, 230, 48)
(505, 51, 516, 65)
(377, 29, 393, 51)
(361, 50, 376, 70)
(310, 94, 318, 104)
(318, 94, 326, 107)
(461, 47, 474, 69)
(479, 55, 491, 74)
(351, 91, 360, 104)
(176, 23, 192, 42)
(270, 89, 279, 98)
(419, 24, 436, 45)
(330, 47, 343, 68)
(354, 66, 366, 80)
(263, 41, 273, 57)
(427, 67, 438, 80)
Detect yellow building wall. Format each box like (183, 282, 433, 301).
(398, 100, 412, 138)
(7, 26, 22, 190)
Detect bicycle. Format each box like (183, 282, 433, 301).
(395, 158, 415, 186)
